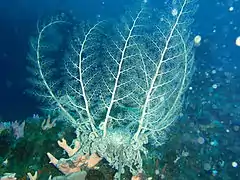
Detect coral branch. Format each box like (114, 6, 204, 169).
(47, 138, 102, 175)
(57, 138, 80, 157)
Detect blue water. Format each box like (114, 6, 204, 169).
(0, 0, 240, 179)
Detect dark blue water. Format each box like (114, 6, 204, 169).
(1, 0, 239, 120)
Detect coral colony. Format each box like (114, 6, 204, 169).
(0, 0, 198, 179)
(27, 0, 196, 178)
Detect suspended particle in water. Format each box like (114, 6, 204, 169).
(197, 137, 205, 144)
(233, 125, 239, 132)
(203, 163, 211, 171)
(212, 170, 218, 176)
(194, 35, 202, 47)
(212, 84, 218, 89)
(235, 36, 240, 46)
(211, 69, 216, 74)
(172, 8, 178, 16)
(229, 6, 234, 12)
(232, 161, 238, 168)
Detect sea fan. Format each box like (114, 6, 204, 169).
(27, 0, 197, 177)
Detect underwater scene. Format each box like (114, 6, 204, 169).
(0, 0, 240, 179)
